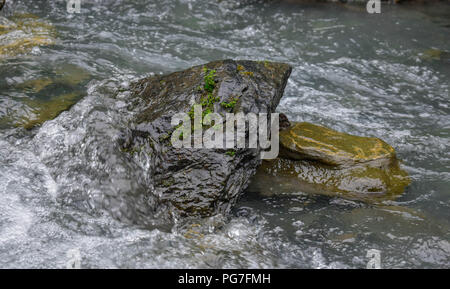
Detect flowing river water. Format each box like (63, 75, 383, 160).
(0, 0, 449, 268)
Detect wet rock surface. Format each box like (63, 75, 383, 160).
(0, 64, 91, 129)
(249, 122, 410, 202)
(248, 157, 410, 202)
(279, 122, 397, 167)
(120, 59, 292, 217)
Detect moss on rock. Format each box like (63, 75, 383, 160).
(279, 122, 396, 167)
(1, 64, 91, 129)
(123, 59, 292, 217)
(0, 13, 56, 59)
(18, 92, 81, 129)
(248, 121, 410, 203)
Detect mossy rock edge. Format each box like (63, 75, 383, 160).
(248, 121, 410, 203)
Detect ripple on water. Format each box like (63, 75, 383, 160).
(0, 0, 449, 268)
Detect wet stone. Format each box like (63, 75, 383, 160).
(248, 121, 410, 203)
(120, 59, 292, 217)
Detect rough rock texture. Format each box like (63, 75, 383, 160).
(120, 59, 292, 217)
(248, 122, 410, 202)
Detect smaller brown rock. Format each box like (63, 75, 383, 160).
(279, 122, 396, 167)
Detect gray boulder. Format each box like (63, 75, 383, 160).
(119, 59, 292, 217)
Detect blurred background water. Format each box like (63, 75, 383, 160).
(0, 0, 449, 268)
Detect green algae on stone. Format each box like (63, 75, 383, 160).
(17, 92, 82, 129)
(15, 64, 90, 93)
(248, 122, 410, 203)
(0, 14, 56, 59)
(279, 122, 397, 167)
(1, 64, 91, 129)
(16, 77, 54, 93)
(421, 49, 450, 62)
(124, 59, 292, 217)
(133, 59, 291, 124)
(248, 157, 410, 203)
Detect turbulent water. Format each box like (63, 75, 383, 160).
(0, 0, 449, 268)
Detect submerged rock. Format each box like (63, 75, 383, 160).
(121, 59, 292, 217)
(0, 13, 56, 59)
(18, 92, 82, 130)
(248, 122, 410, 202)
(1, 64, 91, 129)
(248, 158, 410, 202)
(421, 49, 450, 62)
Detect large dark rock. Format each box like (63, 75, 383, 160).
(120, 59, 292, 217)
